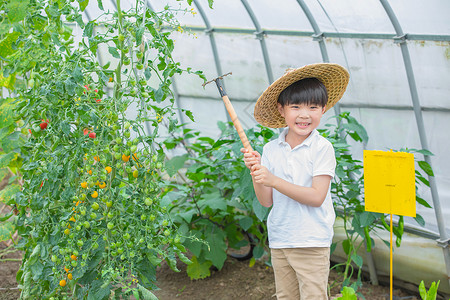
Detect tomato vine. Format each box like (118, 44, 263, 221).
(0, 0, 205, 298)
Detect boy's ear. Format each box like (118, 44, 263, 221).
(277, 103, 285, 117)
(321, 106, 326, 114)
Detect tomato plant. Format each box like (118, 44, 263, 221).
(0, 0, 206, 298)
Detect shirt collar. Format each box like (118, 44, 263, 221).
(277, 128, 318, 149)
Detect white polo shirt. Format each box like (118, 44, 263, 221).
(261, 128, 336, 249)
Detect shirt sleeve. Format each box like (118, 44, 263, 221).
(313, 141, 336, 178)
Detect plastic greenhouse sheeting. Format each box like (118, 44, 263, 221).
(81, 0, 450, 276)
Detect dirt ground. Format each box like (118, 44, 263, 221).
(0, 242, 427, 300)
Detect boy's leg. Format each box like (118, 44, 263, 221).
(287, 247, 330, 300)
(271, 248, 301, 299)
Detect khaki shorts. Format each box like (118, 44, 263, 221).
(271, 247, 330, 300)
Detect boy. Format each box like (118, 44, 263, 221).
(242, 63, 349, 299)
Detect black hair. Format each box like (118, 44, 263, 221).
(277, 78, 328, 107)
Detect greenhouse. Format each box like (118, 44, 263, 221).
(0, 0, 449, 299)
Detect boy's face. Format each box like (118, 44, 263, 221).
(277, 102, 325, 143)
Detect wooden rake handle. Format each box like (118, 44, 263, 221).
(214, 78, 253, 152)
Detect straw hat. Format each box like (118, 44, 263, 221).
(254, 63, 349, 128)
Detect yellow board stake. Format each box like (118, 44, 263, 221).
(390, 213, 393, 300)
(363, 150, 416, 300)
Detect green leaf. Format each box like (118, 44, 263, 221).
(351, 253, 363, 268)
(97, 0, 104, 10)
(7, 0, 30, 23)
(252, 245, 264, 259)
(238, 216, 253, 231)
(83, 22, 94, 37)
(358, 211, 376, 227)
(78, 0, 90, 12)
(0, 98, 17, 128)
(252, 197, 269, 222)
(184, 110, 195, 122)
(0, 220, 14, 242)
(0, 184, 21, 204)
(340, 286, 357, 300)
(0, 32, 20, 58)
(427, 281, 439, 300)
(137, 284, 158, 300)
(418, 161, 434, 176)
(414, 214, 426, 227)
(186, 255, 212, 280)
(136, 27, 145, 45)
(0, 152, 17, 169)
(165, 154, 188, 177)
(88, 280, 111, 300)
(204, 229, 227, 269)
(198, 190, 226, 211)
(108, 46, 120, 59)
(208, 0, 214, 9)
(416, 196, 432, 208)
(418, 280, 427, 300)
(0, 73, 16, 89)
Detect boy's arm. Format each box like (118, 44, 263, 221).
(251, 164, 331, 207)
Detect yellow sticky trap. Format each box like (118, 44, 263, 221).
(364, 150, 416, 217)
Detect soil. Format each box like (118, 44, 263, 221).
(0, 243, 425, 300)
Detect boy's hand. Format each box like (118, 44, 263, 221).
(251, 164, 276, 187)
(240, 148, 261, 170)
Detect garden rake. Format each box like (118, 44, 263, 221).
(203, 72, 253, 152)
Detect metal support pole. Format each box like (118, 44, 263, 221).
(379, 0, 450, 288)
(294, 0, 343, 120)
(240, 0, 274, 84)
(193, 0, 230, 123)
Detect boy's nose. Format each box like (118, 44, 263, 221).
(297, 108, 310, 117)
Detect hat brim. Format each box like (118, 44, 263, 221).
(254, 63, 350, 128)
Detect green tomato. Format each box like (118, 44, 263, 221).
(51, 255, 57, 262)
(92, 202, 100, 210)
(107, 222, 114, 230)
(124, 121, 131, 129)
(164, 229, 171, 236)
(144, 198, 153, 206)
(92, 242, 99, 250)
(140, 214, 147, 221)
(130, 145, 137, 153)
(90, 212, 97, 219)
(114, 152, 121, 160)
(136, 52, 143, 59)
(136, 63, 144, 70)
(162, 220, 169, 227)
(106, 201, 112, 208)
(71, 260, 78, 267)
(118, 34, 125, 42)
(123, 58, 130, 65)
(84, 221, 90, 228)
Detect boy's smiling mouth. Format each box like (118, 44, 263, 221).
(296, 121, 310, 128)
